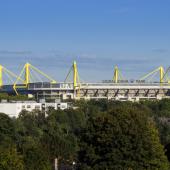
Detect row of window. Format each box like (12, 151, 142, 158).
(22, 105, 41, 109)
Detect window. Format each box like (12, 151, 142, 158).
(35, 105, 40, 110)
(61, 105, 66, 109)
(27, 105, 31, 109)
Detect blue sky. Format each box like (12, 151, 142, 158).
(0, 0, 170, 82)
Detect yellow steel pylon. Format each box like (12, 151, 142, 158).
(113, 66, 118, 83)
(113, 66, 124, 83)
(139, 66, 165, 83)
(13, 62, 57, 95)
(160, 66, 164, 83)
(0, 65, 21, 88)
(73, 61, 78, 89)
(162, 66, 170, 84)
(25, 63, 30, 85)
(64, 60, 81, 98)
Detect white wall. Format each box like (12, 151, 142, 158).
(0, 103, 42, 117)
(0, 102, 68, 118)
(0, 103, 20, 117)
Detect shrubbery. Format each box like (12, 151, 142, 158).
(0, 99, 170, 169)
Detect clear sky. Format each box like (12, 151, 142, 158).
(0, 0, 170, 82)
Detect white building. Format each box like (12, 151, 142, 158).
(0, 101, 68, 118)
(42, 102, 68, 112)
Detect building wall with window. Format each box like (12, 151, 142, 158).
(0, 103, 42, 117)
(0, 102, 68, 117)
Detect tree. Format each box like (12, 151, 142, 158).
(0, 113, 15, 143)
(0, 113, 24, 170)
(22, 139, 51, 170)
(41, 110, 78, 162)
(0, 145, 24, 170)
(78, 105, 169, 170)
(143, 99, 170, 145)
(15, 110, 51, 170)
(0, 93, 31, 102)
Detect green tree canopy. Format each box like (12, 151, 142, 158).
(78, 105, 169, 170)
(0, 145, 24, 170)
(0, 113, 15, 146)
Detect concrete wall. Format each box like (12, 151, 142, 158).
(0, 103, 42, 117)
(0, 102, 68, 118)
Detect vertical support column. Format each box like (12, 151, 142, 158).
(160, 66, 164, 83)
(0, 65, 3, 87)
(25, 63, 30, 86)
(113, 66, 118, 83)
(73, 61, 77, 89)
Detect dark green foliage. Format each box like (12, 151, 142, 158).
(41, 109, 83, 164)
(0, 113, 24, 169)
(0, 113, 15, 146)
(0, 145, 24, 170)
(78, 105, 169, 170)
(15, 109, 84, 169)
(0, 93, 31, 101)
(22, 140, 51, 170)
(1, 99, 170, 169)
(142, 99, 170, 145)
(15, 111, 53, 169)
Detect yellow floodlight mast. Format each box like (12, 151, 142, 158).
(73, 61, 78, 88)
(113, 66, 124, 83)
(25, 63, 30, 85)
(162, 66, 170, 84)
(160, 66, 164, 83)
(139, 66, 165, 83)
(113, 66, 118, 83)
(13, 62, 57, 95)
(64, 60, 80, 89)
(64, 60, 81, 98)
(0, 65, 22, 88)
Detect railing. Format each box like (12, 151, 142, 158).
(80, 82, 170, 87)
(28, 82, 74, 89)
(26, 82, 170, 90)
